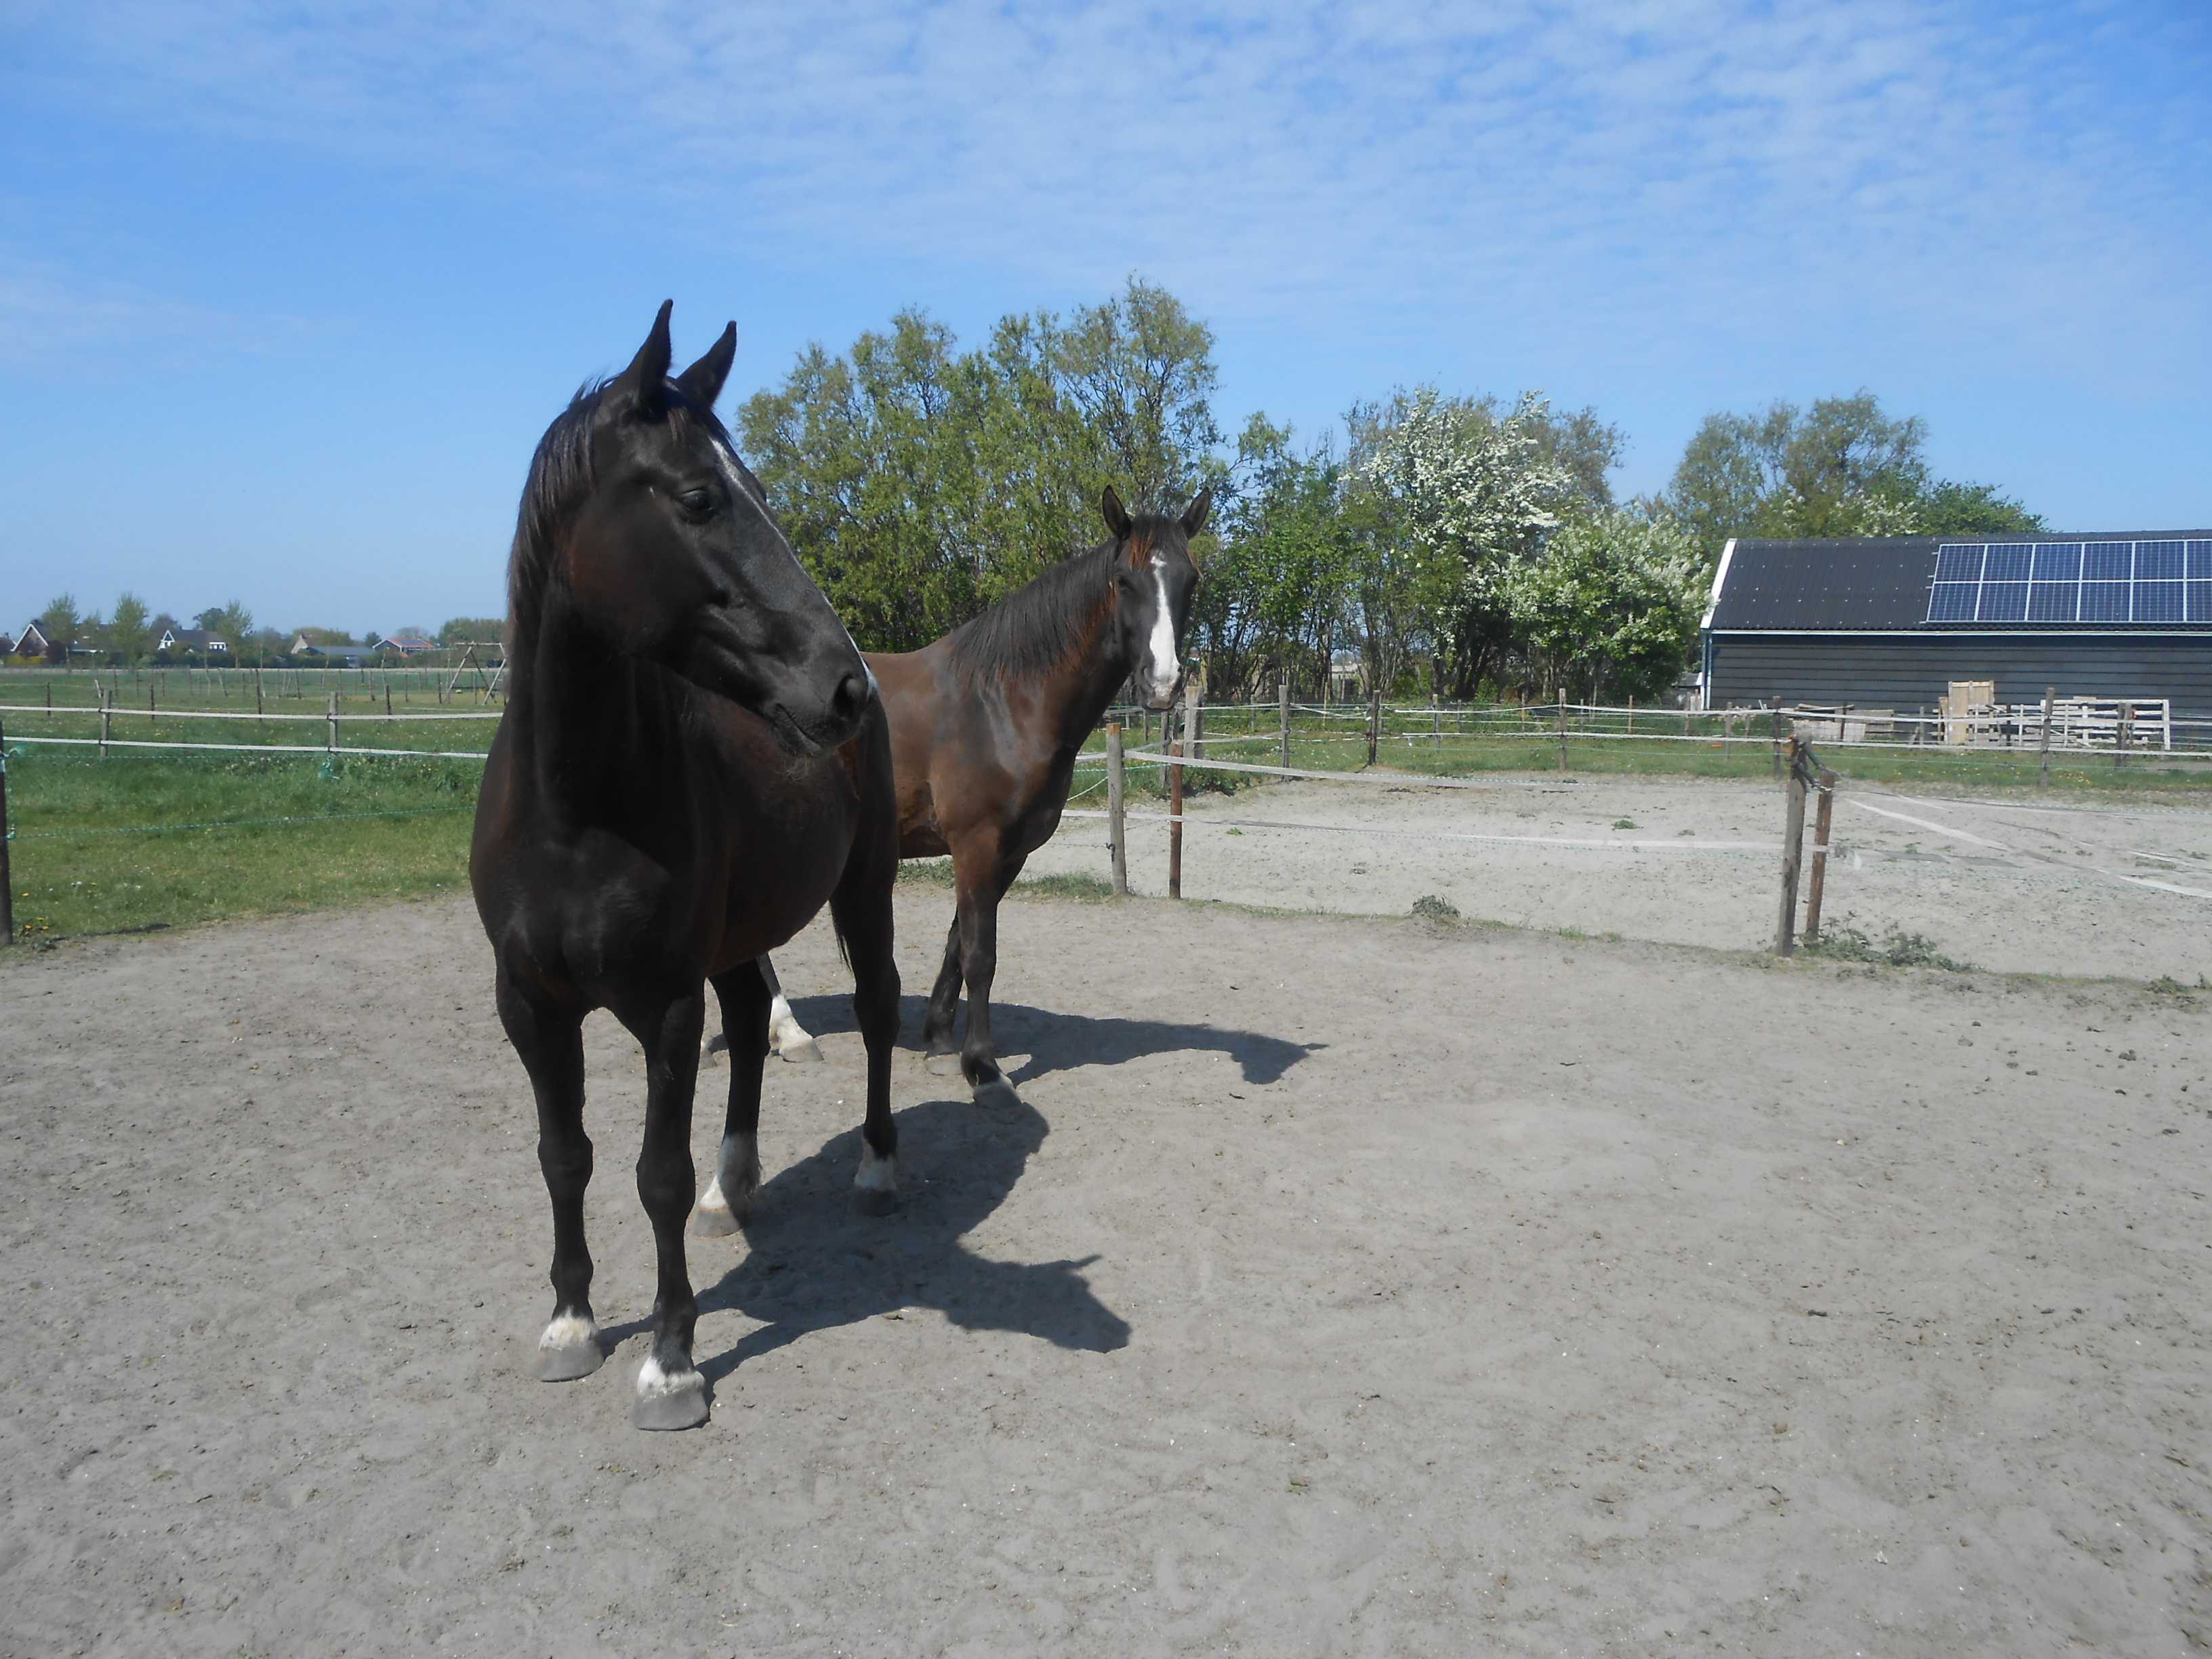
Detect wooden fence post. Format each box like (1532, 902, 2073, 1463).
(1770, 697, 1784, 780)
(1776, 736, 1811, 956)
(1804, 766, 1837, 941)
(1557, 699, 1569, 774)
(1279, 672, 1291, 771)
(1168, 695, 1186, 901)
(2037, 687, 2054, 789)
(99, 689, 111, 758)
(2116, 701, 2131, 770)
(1106, 721, 1127, 895)
(327, 691, 338, 758)
(0, 714, 14, 947)
(1367, 688, 1381, 766)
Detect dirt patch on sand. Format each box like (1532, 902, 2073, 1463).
(3, 892, 2209, 1655)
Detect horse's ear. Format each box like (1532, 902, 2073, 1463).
(1181, 485, 1214, 539)
(676, 322, 737, 410)
(1100, 485, 1133, 543)
(619, 300, 676, 415)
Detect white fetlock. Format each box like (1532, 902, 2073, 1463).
(691, 1132, 760, 1237)
(851, 1141, 901, 1215)
(768, 994, 823, 1063)
(632, 1353, 708, 1431)
(533, 1313, 602, 1381)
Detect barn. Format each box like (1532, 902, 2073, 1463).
(1700, 531, 2212, 718)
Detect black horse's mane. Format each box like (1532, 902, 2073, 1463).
(506, 379, 740, 648)
(943, 514, 1197, 683)
(943, 539, 1122, 683)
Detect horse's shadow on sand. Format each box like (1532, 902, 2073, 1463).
(655, 1089, 1123, 1383)
(784, 991, 1319, 1089)
(640, 999, 1317, 1387)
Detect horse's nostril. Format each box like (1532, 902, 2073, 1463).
(830, 670, 869, 726)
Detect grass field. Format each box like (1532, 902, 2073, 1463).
(7, 680, 2209, 946)
(3, 752, 481, 943)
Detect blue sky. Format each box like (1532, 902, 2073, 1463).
(3, 0, 2208, 634)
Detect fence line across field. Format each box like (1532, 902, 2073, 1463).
(0, 703, 501, 724)
(8, 735, 491, 760)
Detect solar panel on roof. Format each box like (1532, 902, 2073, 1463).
(1925, 538, 2212, 626)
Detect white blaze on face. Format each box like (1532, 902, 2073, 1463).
(1147, 554, 1179, 705)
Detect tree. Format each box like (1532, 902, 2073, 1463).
(1048, 279, 1223, 514)
(37, 594, 79, 667)
(1191, 415, 1355, 697)
(1509, 510, 1705, 703)
(1349, 389, 1580, 697)
(739, 279, 1225, 654)
(1664, 390, 2041, 558)
(1914, 480, 2043, 535)
(108, 593, 150, 663)
(437, 618, 501, 645)
(195, 600, 254, 656)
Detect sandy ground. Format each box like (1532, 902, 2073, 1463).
(1024, 769, 2212, 982)
(3, 890, 2211, 1657)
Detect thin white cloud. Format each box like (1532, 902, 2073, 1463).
(0, 255, 337, 371)
(8, 1, 2210, 391)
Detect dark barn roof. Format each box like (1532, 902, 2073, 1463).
(1702, 532, 2212, 714)
(1705, 538, 1938, 632)
(1706, 531, 2212, 634)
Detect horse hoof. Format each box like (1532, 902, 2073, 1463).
(972, 1078, 1021, 1109)
(691, 1200, 741, 1237)
(632, 1357, 709, 1431)
(533, 1316, 603, 1382)
(777, 1037, 825, 1064)
(849, 1186, 900, 1218)
(924, 1052, 963, 1078)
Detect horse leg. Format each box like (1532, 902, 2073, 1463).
(920, 914, 964, 1056)
(496, 974, 601, 1382)
(624, 989, 711, 1430)
(704, 957, 820, 1066)
(951, 851, 1021, 1097)
(758, 955, 825, 1063)
(833, 864, 903, 1216)
(693, 964, 771, 1237)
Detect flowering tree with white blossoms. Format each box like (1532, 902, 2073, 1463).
(1508, 508, 1706, 704)
(1351, 388, 1580, 697)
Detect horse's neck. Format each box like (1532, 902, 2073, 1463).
(1045, 601, 1132, 756)
(506, 611, 657, 824)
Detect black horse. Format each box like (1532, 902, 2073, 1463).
(761, 486, 1207, 1094)
(471, 304, 901, 1431)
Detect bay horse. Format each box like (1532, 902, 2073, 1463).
(472, 303, 902, 1432)
(759, 485, 1208, 1095)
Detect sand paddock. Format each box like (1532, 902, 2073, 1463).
(3, 884, 2209, 1656)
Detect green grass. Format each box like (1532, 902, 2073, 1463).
(4, 751, 480, 943)
(1799, 924, 1975, 972)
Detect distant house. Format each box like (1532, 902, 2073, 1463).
(12, 621, 53, 659)
(373, 636, 438, 656)
(154, 627, 228, 655)
(289, 634, 373, 665)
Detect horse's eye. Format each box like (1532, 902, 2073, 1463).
(677, 488, 713, 515)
